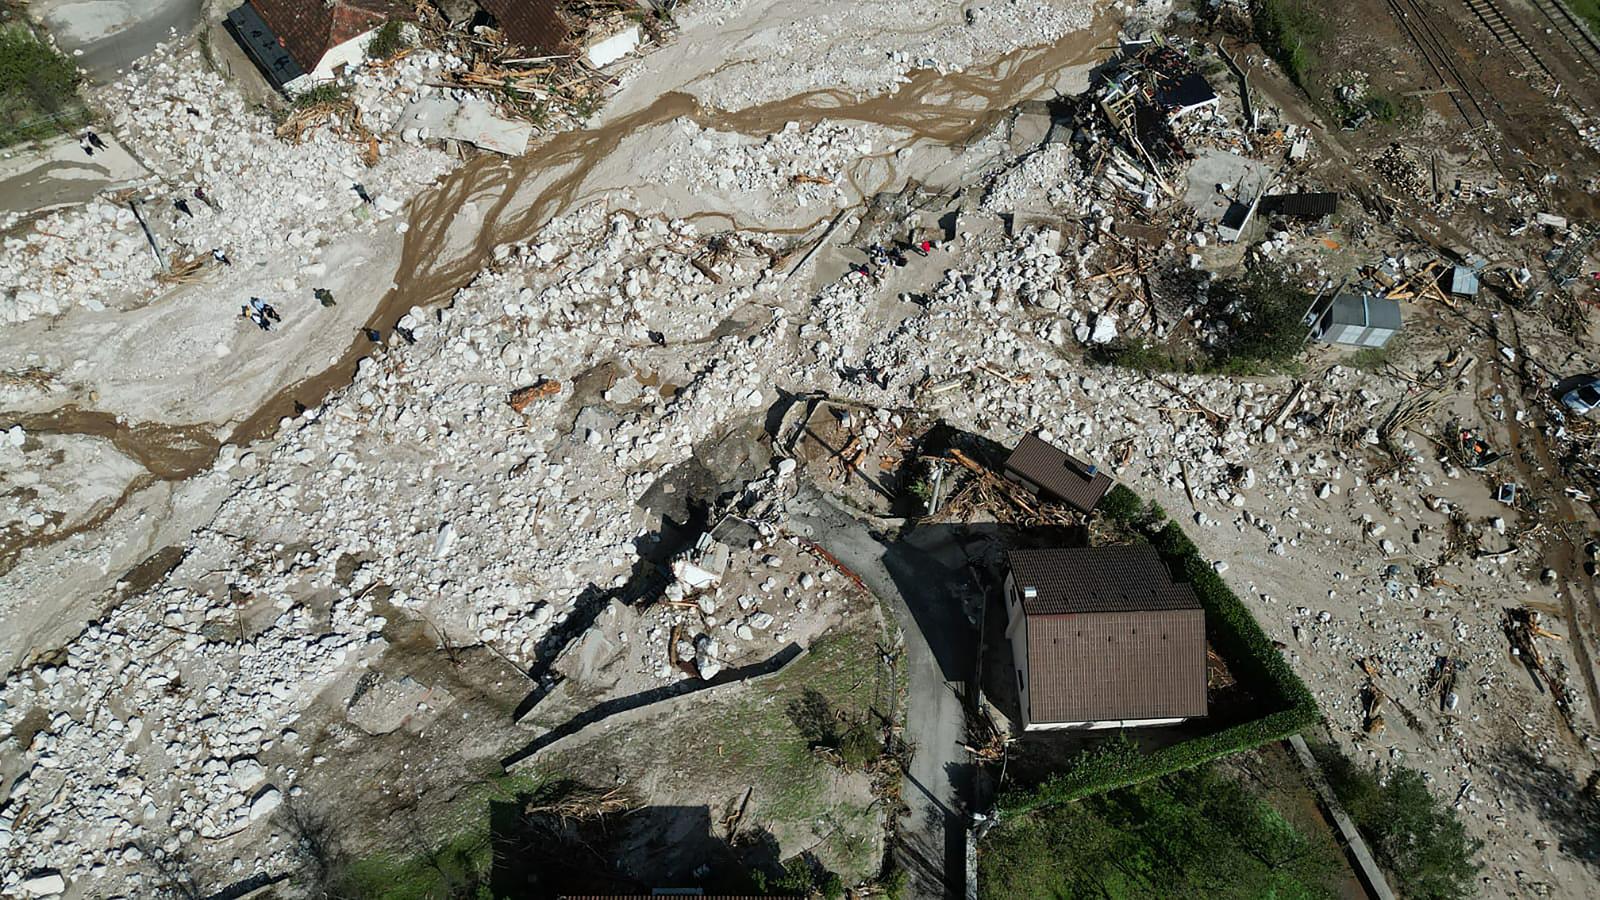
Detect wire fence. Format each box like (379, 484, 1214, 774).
(0, 104, 91, 148)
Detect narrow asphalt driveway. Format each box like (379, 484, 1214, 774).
(33, 0, 203, 82)
(788, 486, 988, 899)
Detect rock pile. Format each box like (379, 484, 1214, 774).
(0, 44, 457, 325)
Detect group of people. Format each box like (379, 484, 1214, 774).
(240, 297, 280, 331)
(852, 236, 939, 282)
(237, 287, 340, 333)
(77, 130, 107, 156)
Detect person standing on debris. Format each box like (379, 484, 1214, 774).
(79, 134, 94, 156)
(314, 288, 335, 308)
(353, 183, 373, 205)
(212, 248, 231, 266)
(174, 198, 193, 217)
(911, 238, 935, 257)
(363, 327, 382, 343)
(85, 130, 106, 152)
(194, 186, 216, 211)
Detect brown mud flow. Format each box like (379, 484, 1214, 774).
(228, 19, 1115, 447)
(2, 405, 220, 479)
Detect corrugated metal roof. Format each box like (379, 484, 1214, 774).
(1008, 545, 1199, 616)
(1026, 607, 1207, 723)
(1003, 433, 1113, 514)
(1260, 192, 1338, 217)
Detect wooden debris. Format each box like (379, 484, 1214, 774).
(790, 173, 834, 185)
(509, 379, 561, 412)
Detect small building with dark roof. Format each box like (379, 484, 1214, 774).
(1004, 546, 1207, 730)
(1003, 433, 1113, 514)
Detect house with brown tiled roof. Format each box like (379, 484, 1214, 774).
(226, 0, 409, 92)
(1004, 546, 1207, 730)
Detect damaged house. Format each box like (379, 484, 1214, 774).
(1005, 546, 1208, 731)
(227, 0, 410, 92)
(1003, 433, 1113, 515)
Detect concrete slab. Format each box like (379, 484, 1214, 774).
(1182, 148, 1274, 225)
(0, 132, 148, 221)
(31, 0, 203, 82)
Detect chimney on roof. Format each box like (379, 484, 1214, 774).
(1022, 586, 1038, 600)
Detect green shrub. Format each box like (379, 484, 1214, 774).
(1098, 483, 1144, 524)
(366, 19, 409, 60)
(1253, 0, 1325, 88)
(0, 24, 86, 146)
(1317, 750, 1482, 899)
(290, 82, 348, 108)
(1209, 267, 1313, 374)
(982, 764, 1340, 899)
(838, 722, 881, 770)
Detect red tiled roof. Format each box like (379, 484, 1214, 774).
(249, 0, 408, 73)
(1003, 433, 1113, 514)
(477, 0, 571, 54)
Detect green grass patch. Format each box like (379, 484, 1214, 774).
(1252, 0, 1327, 89)
(366, 19, 410, 60)
(981, 763, 1342, 899)
(333, 770, 546, 900)
(1313, 743, 1482, 899)
(1564, 0, 1600, 35)
(0, 24, 87, 147)
(998, 485, 1320, 816)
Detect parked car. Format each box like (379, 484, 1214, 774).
(1560, 376, 1600, 415)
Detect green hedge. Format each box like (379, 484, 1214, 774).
(998, 493, 1320, 816)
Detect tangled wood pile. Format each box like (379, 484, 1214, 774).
(524, 784, 634, 822)
(415, 3, 621, 131)
(509, 379, 562, 412)
(275, 100, 380, 165)
(1503, 606, 1577, 729)
(927, 448, 1081, 527)
(154, 254, 208, 286)
(0, 367, 57, 391)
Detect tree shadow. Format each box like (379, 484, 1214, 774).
(1482, 743, 1600, 872)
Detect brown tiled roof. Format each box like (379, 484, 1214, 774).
(1025, 608, 1207, 723)
(478, 0, 571, 54)
(1003, 432, 1113, 513)
(1008, 546, 1197, 616)
(250, 0, 407, 73)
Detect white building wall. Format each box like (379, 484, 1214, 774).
(1023, 716, 1187, 732)
(286, 28, 379, 93)
(1003, 572, 1032, 729)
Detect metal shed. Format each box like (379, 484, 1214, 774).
(1310, 293, 1402, 348)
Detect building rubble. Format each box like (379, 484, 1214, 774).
(2, 0, 1600, 896)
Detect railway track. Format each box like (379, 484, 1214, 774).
(1463, 0, 1558, 83)
(1525, 0, 1600, 81)
(1387, 0, 1498, 129)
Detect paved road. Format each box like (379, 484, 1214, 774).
(33, 0, 203, 82)
(788, 487, 985, 899)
